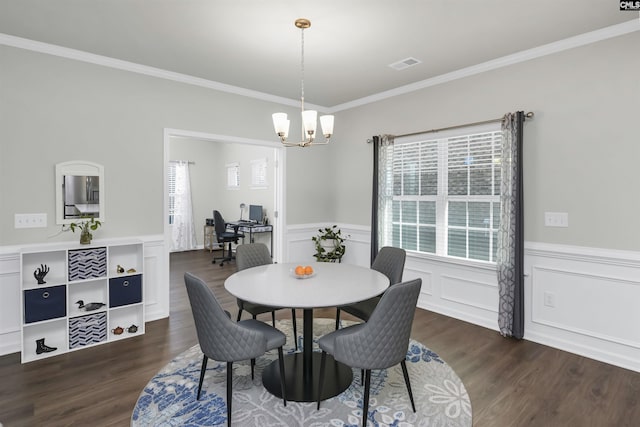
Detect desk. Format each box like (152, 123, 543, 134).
(224, 262, 389, 402)
(226, 222, 273, 254)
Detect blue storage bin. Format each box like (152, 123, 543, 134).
(109, 274, 142, 307)
(24, 285, 66, 323)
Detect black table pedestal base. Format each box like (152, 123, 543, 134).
(262, 352, 353, 402)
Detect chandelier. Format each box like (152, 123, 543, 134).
(272, 18, 334, 147)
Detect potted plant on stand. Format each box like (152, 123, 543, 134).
(312, 225, 347, 263)
(69, 217, 102, 245)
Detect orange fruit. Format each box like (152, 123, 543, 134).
(295, 265, 305, 276)
(304, 266, 314, 275)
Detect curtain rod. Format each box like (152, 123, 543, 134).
(370, 111, 534, 141)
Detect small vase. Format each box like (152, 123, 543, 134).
(80, 230, 92, 245)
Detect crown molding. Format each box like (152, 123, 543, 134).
(0, 33, 305, 109)
(328, 19, 640, 113)
(2, 18, 638, 113)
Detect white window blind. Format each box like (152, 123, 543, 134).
(382, 123, 502, 263)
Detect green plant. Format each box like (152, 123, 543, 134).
(312, 225, 347, 262)
(68, 217, 102, 242)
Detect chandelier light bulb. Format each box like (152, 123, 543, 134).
(320, 115, 334, 138)
(302, 110, 317, 137)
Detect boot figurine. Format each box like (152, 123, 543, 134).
(35, 338, 57, 355)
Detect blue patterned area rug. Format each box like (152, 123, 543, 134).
(132, 319, 471, 426)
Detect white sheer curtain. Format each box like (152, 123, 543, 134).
(171, 161, 197, 251)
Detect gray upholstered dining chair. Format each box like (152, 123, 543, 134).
(235, 243, 298, 350)
(317, 278, 422, 426)
(184, 272, 287, 427)
(335, 246, 406, 329)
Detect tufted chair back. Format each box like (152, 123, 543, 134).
(332, 278, 421, 369)
(371, 246, 406, 286)
(184, 272, 266, 361)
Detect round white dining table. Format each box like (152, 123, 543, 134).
(224, 262, 389, 402)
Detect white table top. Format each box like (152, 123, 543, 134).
(224, 262, 389, 309)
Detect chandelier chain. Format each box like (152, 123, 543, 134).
(300, 26, 305, 111)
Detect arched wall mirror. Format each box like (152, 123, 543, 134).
(55, 161, 105, 225)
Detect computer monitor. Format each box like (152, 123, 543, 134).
(249, 205, 263, 223)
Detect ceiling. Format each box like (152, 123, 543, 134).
(0, 1, 637, 110)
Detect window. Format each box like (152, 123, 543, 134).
(381, 123, 502, 263)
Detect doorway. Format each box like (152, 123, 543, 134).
(163, 128, 286, 263)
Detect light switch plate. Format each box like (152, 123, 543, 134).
(544, 212, 568, 227)
(15, 213, 47, 228)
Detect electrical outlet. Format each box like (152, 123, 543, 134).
(543, 291, 556, 308)
(15, 213, 47, 229)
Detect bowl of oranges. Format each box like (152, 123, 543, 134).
(291, 264, 315, 279)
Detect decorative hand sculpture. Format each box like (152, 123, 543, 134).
(33, 264, 50, 284)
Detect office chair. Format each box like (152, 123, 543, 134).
(213, 210, 244, 267)
(184, 272, 287, 426)
(335, 246, 406, 329)
(317, 278, 422, 426)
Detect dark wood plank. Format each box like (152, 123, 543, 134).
(1, 249, 639, 426)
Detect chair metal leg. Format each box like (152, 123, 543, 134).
(197, 355, 208, 400)
(316, 351, 327, 410)
(400, 360, 416, 412)
(335, 308, 341, 330)
(236, 309, 243, 322)
(291, 309, 298, 351)
(362, 369, 371, 427)
(271, 311, 276, 326)
(251, 358, 255, 380)
(277, 347, 287, 406)
(226, 361, 233, 427)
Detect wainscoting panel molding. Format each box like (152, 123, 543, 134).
(531, 266, 640, 349)
(525, 242, 640, 372)
(0, 252, 21, 355)
(285, 224, 371, 267)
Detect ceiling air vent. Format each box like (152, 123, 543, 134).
(388, 57, 422, 71)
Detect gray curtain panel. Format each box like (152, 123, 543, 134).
(497, 111, 525, 339)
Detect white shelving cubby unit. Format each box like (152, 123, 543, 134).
(20, 239, 144, 363)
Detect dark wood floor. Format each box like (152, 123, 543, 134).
(1, 249, 639, 426)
